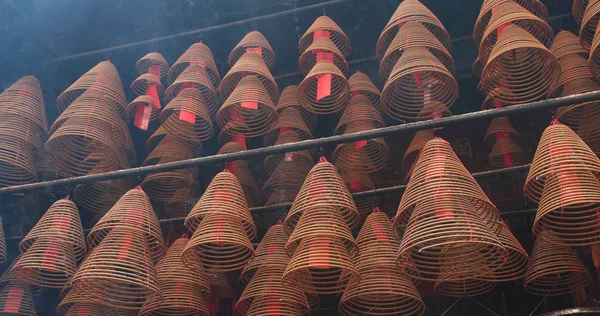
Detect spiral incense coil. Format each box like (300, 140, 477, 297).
(0, 75, 48, 134)
(549, 54, 595, 98)
(72, 177, 135, 215)
(284, 161, 360, 234)
(297, 60, 350, 115)
(234, 163, 260, 208)
(159, 89, 214, 142)
(341, 172, 376, 219)
(14, 238, 77, 288)
(478, 223, 528, 282)
(480, 88, 518, 109)
(219, 52, 279, 103)
(347, 72, 381, 111)
(206, 271, 234, 299)
(164, 64, 218, 116)
(182, 212, 255, 272)
(240, 223, 289, 284)
(484, 117, 520, 147)
(579, 113, 600, 154)
(264, 130, 314, 175)
(0, 136, 38, 187)
(276, 85, 317, 131)
(215, 141, 247, 171)
(138, 237, 211, 316)
(131, 73, 164, 97)
(298, 15, 351, 57)
(142, 170, 198, 204)
(146, 123, 203, 157)
(126, 95, 160, 122)
(479, 25, 560, 105)
(262, 158, 313, 204)
(335, 95, 384, 136)
(136, 52, 169, 77)
(524, 231, 591, 296)
(87, 188, 165, 262)
(0, 114, 43, 155)
(244, 295, 306, 316)
(580, 0, 600, 50)
(402, 130, 435, 175)
(551, 30, 589, 60)
(0, 281, 36, 316)
(555, 78, 600, 131)
(524, 122, 600, 204)
(574, 0, 590, 25)
(333, 122, 389, 175)
(354, 211, 400, 269)
(168, 42, 220, 87)
(56, 61, 127, 120)
(380, 21, 455, 81)
(264, 107, 312, 147)
(381, 47, 458, 122)
(488, 138, 525, 168)
(472, 56, 484, 79)
(57, 289, 116, 316)
(229, 30, 276, 69)
(162, 188, 196, 218)
(299, 37, 348, 76)
(434, 276, 496, 297)
(588, 25, 600, 78)
(71, 228, 162, 311)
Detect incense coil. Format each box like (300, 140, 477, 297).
(159, 88, 214, 142)
(402, 129, 435, 176)
(168, 42, 220, 87)
(477, 223, 528, 282)
(264, 107, 313, 147)
(206, 271, 234, 299)
(299, 37, 348, 75)
(0, 114, 43, 153)
(229, 31, 276, 69)
(217, 75, 278, 139)
(335, 95, 384, 136)
(56, 61, 127, 120)
(333, 122, 389, 174)
(589, 24, 600, 78)
(233, 163, 260, 208)
(72, 177, 135, 215)
(0, 135, 38, 187)
(377, 0, 450, 58)
(479, 25, 559, 105)
(164, 64, 218, 116)
(126, 95, 160, 122)
(354, 211, 400, 269)
(216, 121, 251, 145)
(381, 47, 458, 122)
(480, 88, 520, 109)
(0, 281, 36, 316)
(579, 112, 600, 154)
(71, 228, 162, 311)
(131, 73, 164, 97)
(264, 130, 314, 175)
(484, 117, 519, 146)
(219, 52, 279, 103)
(182, 212, 255, 272)
(0, 255, 43, 297)
(57, 289, 116, 316)
(551, 30, 589, 60)
(244, 295, 306, 316)
(276, 85, 317, 131)
(240, 223, 289, 284)
(298, 15, 351, 57)
(524, 231, 591, 296)
(142, 170, 198, 204)
(283, 234, 359, 295)
(262, 158, 313, 204)
(524, 122, 600, 204)
(0, 76, 48, 134)
(215, 141, 247, 170)
(139, 237, 211, 316)
(284, 161, 360, 233)
(297, 60, 350, 115)
(574, 0, 589, 25)
(380, 21, 455, 81)
(341, 172, 376, 219)
(549, 54, 594, 98)
(416, 100, 453, 121)
(163, 188, 196, 218)
(146, 123, 203, 157)
(580, 0, 600, 50)
(488, 138, 525, 168)
(136, 52, 169, 77)
(87, 188, 165, 262)
(556, 78, 600, 131)
(348, 72, 381, 113)
(434, 276, 496, 297)
(533, 170, 600, 246)
(13, 238, 77, 288)
(472, 56, 484, 79)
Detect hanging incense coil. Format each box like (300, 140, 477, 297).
(555, 78, 600, 131)
(551, 30, 589, 60)
(479, 25, 559, 105)
(216, 121, 251, 145)
(472, 56, 484, 79)
(139, 237, 211, 316)
(377, 0, 451, 59)
(182, 212, 255, 272)
(333, 121, 389, 175)
(0, 114, 43, 153)
(136, 52, 169, 77)
(164, 64, 218, 116)
(87, 188, 165, 262)
(206, 271, 234, 299)
(549, 54, 594, 98)
(0, 281, 36, 316)
(380, 21, 455, 81)
(299, 15, 351, 57)
(235, 163, 260, 208)
(402, 129, 435, 176)
(353, 211, 399, 265)
(574, 0, 590, 25)
(488, 138, 525, 168)
(264, 130, 314, 175)
(297, 60, 350, 115)
(348, 72, 382, 114)
(381, 47, 458, 122)
(264, 107, 313, 147)
(276, 85, 317, 131)
(524, 231, 591, 296)
(163, 188, 196, 218)
(580, 0, 600, 50)
(0, 134, 38, 187)
(71, 228, 162, 311)
(14, 238, 77, 288)
(416, 100, 453, 121)
(480, 88, 519, 109)
(262, 158, 313, 206)
(588, 25, 600, 78)
(131, 73, 164, 97)
(72, 177, 135, 216)
(0, 255, 43, 297)
(284, 161, 360, 233)
(217, 75, 278, 139)
(0, 76, 48, 135)
(335, 95, 385, 136)
(244, 295, 306, 316)
(168, 42, 220, 87)
(299, 37, 348, 75)
(126, 95, 160, 122)
(341, 172, 376, 219)
(57, 289, 116, 316)
(579, 112, 600, 154)
(478, 223, 528, 282)
(240, 223, 289, 284)
(524, 122, 600, 204)
(219, 52, 279, 103)
(159, 88, 214, 142)
(484, 117, 519, 146)
(146, 123, 203, 157)
(229, 31, 276, 69)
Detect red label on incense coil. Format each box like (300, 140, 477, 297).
(355, 140, 367, 149)
(316, 74, 332, 101)
(413, 72, 422, 88)
(313, 30, 330, 41)
(371, 220, 390, 243)
(241, 87, 259, 110)
(42, 216, 72, 270)
(215, 216, 225, 247)
(147, 84, 161, 110)
(134, 104, 151, 131)
(278, 126, 292, 138)
(226, 161, 238, 175)
(3, 287, 23, 313)
(117, 231, 134, 261)
(190, 56, 205, 68)
(180, 91, 197, 123)
(349, 181, 362, 191)
(232, 134, 247, 150)
(266, 297, 281, 315)
(147, 65, 161, 79)
(315, 51, 334, 62)
(309, 240, 330, 269)
(246, 46, 262, 55)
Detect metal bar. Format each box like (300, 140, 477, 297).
(0, 91, 598, 195)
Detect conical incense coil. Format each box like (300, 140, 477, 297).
(264, 107, 313, 147)
(299, 37, 348, 76)
(116, 127, 137, 169)
(354, 211, 400, 270)
(335, 95, 384, 136)
(0, 281, 36, 316)
(127, 95, 160, 122)
(574, 0, 589, 25)
(87, 188, 165, 262)
(0, 75, 48, 134)
(159, 88, 214, 142)
(131, 73, 164, 97)
(56, 61, 127, 120)
(549, 54, 595, 98)
(524, 231, 591, 296)
(480, 87, 519, 109)
(333, 121, 389, 175)
(341, 172, 376, 219)
(217, 75, 278, 139)
(580, 0, 600, 49)
(232, 163, 260, 208)
(380, 21, 455, 81)
(264, 130, 314, 176)
(240, 223, 289, 284)
(229, 31, 276, 69)
(57, 288, 116, 316)
(477, 223, 528, 282)
(284, 161, 360, 234)
(435, 275, 496, 297)
(298, 15, 351, 57)
(182, 212, 255, 272)
(276, 85, 317, 131)
(381, 47, 458, 122)
(70, 228, 162, 311)
(136, 52, 169, 77)
(138, 237, 211, 316)
(479, 24, 559, 105)
(146, 122, 203, 157)
(216, 120, 251, 145)
(555, 78, 600, 131)
(141, 167, 198, 203)
(244, 295, 306, 316)
(262, 158, 313, 205)
(472, 56, 484, 79)
(0, 256, 43, 297)
(579, 112, 600, 154)
(551, 30, 589, 60)
(72, 176, 135, 215)
(377, 0, 451, 59)
(402, 129, 435, 176)
(206, 271, 234, 299)
(415, 100, 453, 121)
(397, 196, 506, 281)
(219, 52, 279, 103)
(297, 60, 350, 115)
(185, 171, 256, 240)
(0, 135, 38, 187)
(164, 64, 218, 116)
(524, 122, 600, 204)
(348, 72, 381, 113)
(0, 114, 43, 153)
(588, 23, 600, 78)
(283, 234, 359, 295)
(13, 238, 77, 288)
(484, 117, 519, 146)
(215, 141, 248, 170)
(163, 188, 196, 218)
(488, 138, 525, 168)
(168, 42, 220, 87)
(533, 170, 600, 246)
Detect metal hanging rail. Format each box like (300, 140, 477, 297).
(0, 91, 598, 195)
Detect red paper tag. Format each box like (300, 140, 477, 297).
(117, 231, 134, 261)
(179, 82, 195, 95)
(41, 240, 59, 272)
(316, 74, 332, 101)
(496, 132, 514, 167)
(351, 91, 362, 97)
(246, 46, 262, 55)
(266, 297, 281, 315)
(309, 240, 330, 268)
(242, 88, 259, 110)
(147, 65, 161, 79)
(316, 51, 334, 62)
(371, 220, 390, 243)
(313, 30, 330, 41)
(207, 287, 220, 314)
(241, 101, 258, 110)
(355, 140, 367, 149)
(435, 209, 455, 219)
(214, 190, 232, 203)
(215, 216, 225, 247)
(179, 111, 196, 123)
(226, 161, 238, 175)
(497, 22, 511, 35)
(3, 287, 23, 313)
(232, 135, 247, 150)
(147, 84, 162, 110)
(493, 99, 503, 109)
(190, 56, 206, 68)
(349, 181, 362, 191)
(278, 126, 292, 138)
(134, 104, 151, 131)
(414, 72, 422, 88)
